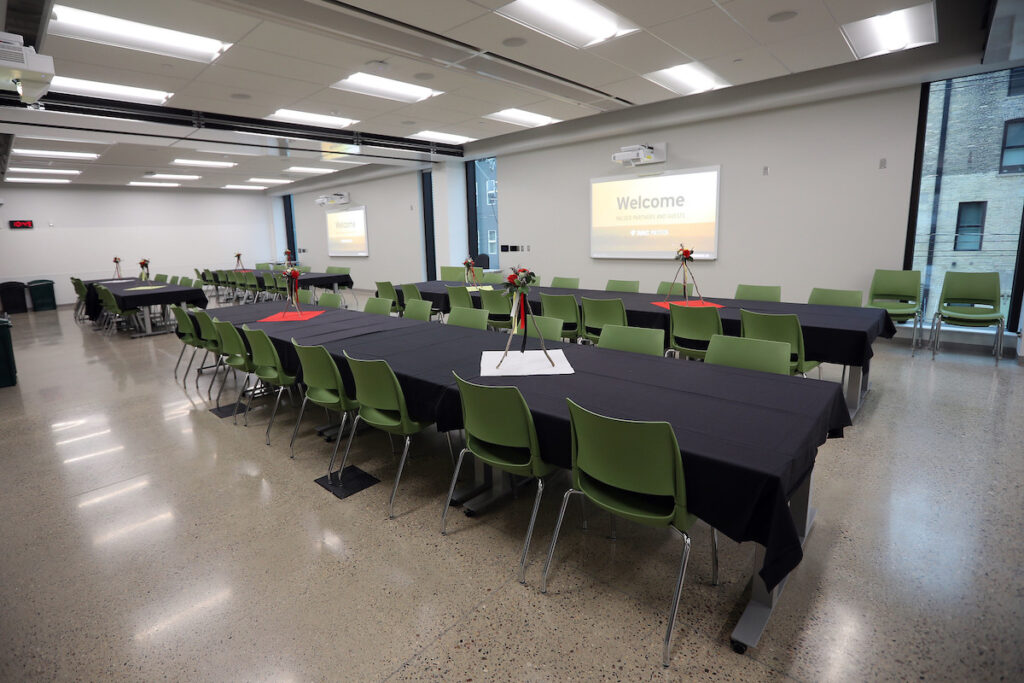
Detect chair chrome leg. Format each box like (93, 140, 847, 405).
(266, 385, 284, 445)
(182, 347, 198, 388)
(173, 344, 186, 379)
(326, 412, 350, 478)
(233, 374, 250, 425)
(445, 431, 457, 470)
(207, 356, 223, 399)
(288, 395, 309, 459)
(244, 379, 261, 427)
(334, 414, 362, 481)
(388, 436, 412, 519)
(215, 365, 230, 408)
(608, 512, 617, 540)
(932, 316, 942, 359)
(195, 350, 209, 391)
(710, 528, 719, 586)
(662, 530, 692, 668)
(518, 478, 545, 584)
(541, 488, 582, 593)
(441, 449, 469, 535)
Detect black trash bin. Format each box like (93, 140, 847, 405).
(0, 282, 28, 314)
(0, 315, 15, 387)
(28, 279, 57, 311)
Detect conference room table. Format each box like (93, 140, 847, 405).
(408, 281, 895, 418)
(211, 269, 355, 291)
(84, 277, 207, 336)
(211, 300, 851, 652)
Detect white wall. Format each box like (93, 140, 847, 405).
(431, 161, 468, 277)
(0, 187, 276, 305)
(291, 171, 424, 286)
(493, 86, 921, 301)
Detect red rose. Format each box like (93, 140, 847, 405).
(506, 274, 517, 283)
(682, 249, 692, 258)
(518, 268, 528, 273)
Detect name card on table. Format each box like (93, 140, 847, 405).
(480, 349, 574, 377)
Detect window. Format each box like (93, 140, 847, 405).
(1000, 119, 1024, 173)
(953, 202, 985, 251)
(1009, 67, 1024, 96)
(466, 157, 499, 268)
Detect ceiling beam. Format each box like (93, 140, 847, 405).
(4, 0, 52, 50)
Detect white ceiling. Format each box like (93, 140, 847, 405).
(1, 0, 944, 189)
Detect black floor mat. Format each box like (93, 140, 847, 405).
(314, 466, 380, 500)
(208, 402, 245, 418)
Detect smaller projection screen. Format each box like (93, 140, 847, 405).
(590, 166, 720, 259)
(326, 206, 369, 257)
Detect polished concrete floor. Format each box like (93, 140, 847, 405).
(1, 298, 1022, 681)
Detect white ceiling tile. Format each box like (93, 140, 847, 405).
(211, 46, 347, 87)
(600, 77, 679, 105)
(724, 0, 838, 44)
(341, 0, 490, 33)
(515, 98, 602, 120)
(51, 57, 192, 94)
(463, 118, 526, 136)
(767, 27, 855, 73)
(389, 100, 482, 124)
(649, 6, 759, 60)
(444, 12, 558, 56)
(302, 87, 411, 115)
(163, 94, 279, 120)
(596, 0, 717, 28)
(235, 21, 393, 69)
(447, 80, 545, 107)
(703, 47, 791, 85)
(45, 35, 208, 84)
(426, 93, 501, 116)
(823, 0, 926, 25)
(466, 0, 510, 9)
(194, 65, 325, 100)
(585, 31, 690, 75)
(58, 0, 262, 42)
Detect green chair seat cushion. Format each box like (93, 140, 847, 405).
(794, 358, 821, 374)
(306, 386, 358, 411)
(254, 366, 296, 386)
(467, 436, 556, 478)
(224, 355, 254, 371)
(938, 306, 1004, 324)
(359, 405, 432, 435)
(577, 471, 696, 531)
(871, 303, 918, 317)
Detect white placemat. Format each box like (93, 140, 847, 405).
(480, 349, 574, 376)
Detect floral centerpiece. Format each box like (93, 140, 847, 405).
(463, 257, 477, 285)
(234, 252, 244, 269)
(666, 244, 704, 302)
(112, 256, 122, 278)
(284, 249, 293, 267)
(138, 258, 150, 280)
(283, 266, 302, 311)
(496, 265, 554, 368)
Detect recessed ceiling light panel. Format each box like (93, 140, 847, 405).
(248, 178, 292, 184)
(841, 2, 937, 59)
(269, 109, 358, 128)
(147, 173, 200, 180)
(4, 177, 73, 184)
(7, 167, 81, 175)
(50, 75, 172, 104)
(284, 166, 335, 174)
(484, 108, 561, 128)
(331, 72, 442, 103)
(172, 159, 237, 168)
(410, 130, 476, 145)
(128, 181, 180, 187)
(12, 148, 100, 160)
(643, 62, 729, 96)
(496, 0, 639, 48)
(222, 185, 267, 190)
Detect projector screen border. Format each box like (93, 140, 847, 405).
(326, 204, 370, 257)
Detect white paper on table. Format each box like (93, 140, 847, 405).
(480, 349, 575, 376)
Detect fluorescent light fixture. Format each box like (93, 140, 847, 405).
(484, 108, 561, 128)
(147, 174, 200, 180)
(5, 177, 72, 184)
(268, 109, 358, 128)
(496, 0, 639, 48)
(129, 181, 180, 187)
(248, 178, 292, 184)
(841, 2, 937, 59)
(13, 148, 99, 160)
(222, 184, 267, 190)
(284, 166, 335, 174)
(643, 62, 729, 96)
(49, 4, 232, 63)
(331, 72, 441, 103)
(8, 167, 81, 175)
(173, 159, 237, 168)
(50, 75, 172, 104)
(410, 130, 476, 145)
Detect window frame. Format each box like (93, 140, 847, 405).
(1008, 67, 1024, 97)
(952, 201, 986, 251)
(999, 118, 1024, 174)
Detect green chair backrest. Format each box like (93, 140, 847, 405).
(376, 281, 400, 302)
(343, 352, 417, 430)
(482, 272, 505, 284)
(581, 297, 627, 338)
(540, 293, 581, 336)
(512, 315, 565, 340)
(297, 266, 312, 273)
(740, 309, 805, 368)
(170, 304, 197, 339)
(154, 274, 168, 283)
(169, 275, 180, 285)
(669, 305, 723, 349)
(440, 266, 465, 281)
(404, 299, 433, 321)
(326, 266, 350, 275)
(192, 309, 219, 347)
(179, 277, 193, 288)
(293, 340, 355, 407)
(242, 325, 286, 378)
(255, 263, 271, 270)
(400, 283, 423, 302)
(735, 284, 781, 302)
(364, 297, 393, 315)
(447, 306, 488, 330)
(550, 276, 579, 289)
(657, 281, 693, 296)
(567, 399, 688, 528)
(938, 271, 1001, 310)
(597, 324, 665, 356)
(705, 335, 791, 375)
(868, 269, 921, 309)
(318, 292, 342, 308)
(203, 269, 214, 283)
(71, 278, 87, 299)
(245, 272, 260, 289)
(479, 288, 511, 316)
(213, 320, 248, 360)
(454, 372, 541, 469)
(808, 287, 862, 307)
(297, 289, 313, 305)
(606, 279, 640, 293)
(447, 285, 474, 310)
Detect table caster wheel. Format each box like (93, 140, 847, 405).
(730, 640, 747, 654)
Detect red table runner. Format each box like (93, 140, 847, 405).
(258, 310, 325, 322)
(650, 300, 724, 309)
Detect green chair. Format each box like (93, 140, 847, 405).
(192, 310, 225, 398)
(178, 277, 193, 288)
(326, 266, 350, 276)
(440, 266, 465, 281)
(540, 293, 581, 342)
(403, 299, 434, 321)
(241, 325, 297, 444)
(581, 297, 627, 344)
(375, 281, 404, 314)
(479, 289, 513, 330)
(446, 285, 474, 312)
(597, 324, 665, 357)
(364, 297, 393, 315)
(273, 274, 289, 301)
(255, 262, 271, 270)
(153, 274, 168, 283)
(867, 269, 923, 353)
(668, 305, 723, 361)
(705, 335, 791, 375)
(482, 271, 505, 284)
(930, 271, 1005, 363)
(318, 292, 342, 308)
(446, 307, 488, 330)
(290, 340, 359, 468)
(297, 266, 312, 273)
(212, 320, 256, 415)
(95, 285, 140, 335)
(606, 279, 640, 293)
(541, 399, 718, 668)
(244, 271, 262, 303)
(734, 284, 781, 302)
(70, 277, 88, 322)
(337, 352, 435, 518)
(169, 275, 180, 285)
(444, 373, 556, 583)
(808, 287, 862, 307)
(550, 276, 579, 289)
(401, 284, 439, 319)
(657, 281, 693, 296)
(297, 289, 313, 306)
(740, 309, 820, 377)
(170, 305, 202, 384)
(512, 315, 565, 340)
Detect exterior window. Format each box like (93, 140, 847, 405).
(1009, 67, 1024, 96)
(953, 202, 985, 251)
(1000, 119, 1024, 173)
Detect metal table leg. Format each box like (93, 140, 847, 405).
(844, 365, 869, 419)
(451, 457, 489, 505)
(130, 305, 172, 338)
(730, 472, 816, 654)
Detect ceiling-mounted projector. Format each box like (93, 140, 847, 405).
(316, 192, 350, 207)
(612, 143, 666, 167)
(0, 32, 54, 104)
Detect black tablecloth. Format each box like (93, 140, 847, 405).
(212, 270, 354, 290)
(83, 278, 207, 319)
(411, 281, 895, 368)
(215, 302, 850, 589)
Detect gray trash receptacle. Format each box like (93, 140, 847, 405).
(28, 279, 57, 311)
(0, 316, 16, 387)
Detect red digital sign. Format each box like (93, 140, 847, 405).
(8, 220, 33, 229)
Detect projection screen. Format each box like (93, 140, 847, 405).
(326, 205, 369, 257)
